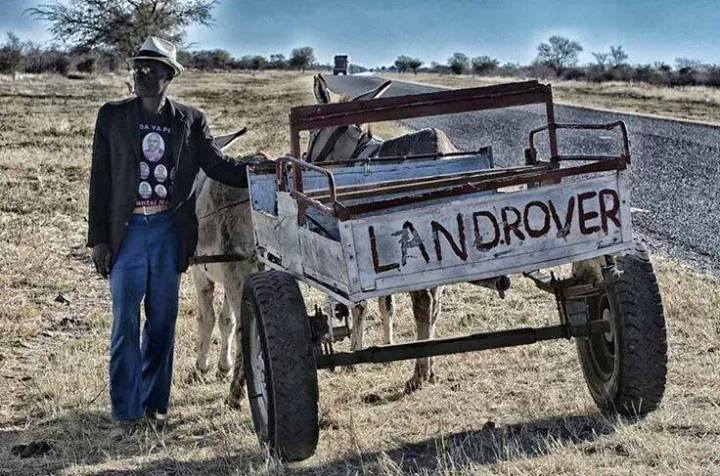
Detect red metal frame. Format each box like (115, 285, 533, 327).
(281, 80, 629, 222)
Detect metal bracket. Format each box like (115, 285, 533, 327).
(524, 269, 603, 338)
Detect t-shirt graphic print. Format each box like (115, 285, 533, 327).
(135, 117, 174, 209)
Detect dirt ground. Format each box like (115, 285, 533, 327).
(0, 71, 718, 475)
(380, 72, 720, 125)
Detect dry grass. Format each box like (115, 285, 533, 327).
(0, 71, 718, 475)
(380, 73, 720, 125)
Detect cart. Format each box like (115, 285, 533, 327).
(241, 80, 668, 460)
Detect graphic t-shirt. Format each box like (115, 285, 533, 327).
(135, 106, 175, 208)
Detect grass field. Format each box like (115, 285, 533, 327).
(380, 72, 720, 125)
(0, 71, 719, 475)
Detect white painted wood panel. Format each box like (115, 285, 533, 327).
(294, 151, 493, 192)
(345, 173, 632, 297)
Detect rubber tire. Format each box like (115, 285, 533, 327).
(241, 271, 319, 461)
(575, 246, 668, 416)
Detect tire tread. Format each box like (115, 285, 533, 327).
(242, 271, 319, 461)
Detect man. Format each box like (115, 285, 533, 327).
(87, 37, 259, 439)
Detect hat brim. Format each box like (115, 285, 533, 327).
(128, 56, 184, 77)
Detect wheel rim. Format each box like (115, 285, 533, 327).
(586, 295, 616, 381)
(248, 309, 270, 435)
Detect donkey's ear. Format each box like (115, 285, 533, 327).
(313, 73, 331, 104)
(214, 127, 248, 151)
(352, 80, 392, 101)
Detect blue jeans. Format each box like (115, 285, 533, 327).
(109, 210, 180, 421)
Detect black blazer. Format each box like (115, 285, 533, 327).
(87, 96, 249, 272)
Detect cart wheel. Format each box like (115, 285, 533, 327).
(241, 271, 319, 461)
(574, 245, 667, 416)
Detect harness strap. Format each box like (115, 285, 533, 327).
(314, 126, 349, 162)
(196, 197, 250, 220)
(350, 132, 369, 159)
(189, 253, 250, 265)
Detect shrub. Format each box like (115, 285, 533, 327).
(471, 56, 499, 75)
(560, 67, 585, 80)
(75, 56, 96, 73)
(23, 49, 71, 75)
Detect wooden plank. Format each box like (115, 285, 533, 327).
(348, 242, 632, 302)
(294, 152, 494, 193)
(248, 171, 277, 214)
(336, 158, 625, 219)
(257, 256, 356, 307)
(298, 227, 350, 292)
(251, 211, 282, 256)
(339, 220, 364, 292)
(347, 174, 632, 296)
(276, 193, 303, 275)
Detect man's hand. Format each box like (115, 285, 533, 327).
(239, 151, 274, 166)
(92, 243, 113, 278)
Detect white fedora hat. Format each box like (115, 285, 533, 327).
(129, 36, 184, 77)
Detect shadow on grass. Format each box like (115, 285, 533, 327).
(294, 412, 619, 475)
(94, 412, 619, 475)
(2, 409, 620, 475)
(0, 408, 265, 476)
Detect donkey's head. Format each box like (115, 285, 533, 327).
(306, 73, 391, 163)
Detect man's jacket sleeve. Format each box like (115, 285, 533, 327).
(195, 113, 249, 188)
(87, 106, 111, 247)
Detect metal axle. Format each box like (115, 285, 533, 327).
(315, 320, 610, 370)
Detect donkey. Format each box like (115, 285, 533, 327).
(189, 130, 269, 408)
(310, 74, 458, 392)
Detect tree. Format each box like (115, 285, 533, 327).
(237, 55, 266, 70)
(448, 52, 469, 74)
(430, 61, 450, 74)
(407, 57, 423, 74)
(268, 53, 287, 69)
(289, 46, 314, 71)
(394, 55, 412, 73)
(394, 55, 421, 73)
(471, 55, 499, 75)
(535, 35, 583, 73)
(27, 0, 217, 58)
(0, 32, 24, 75)
(675, 57, 705, 70)
(592, 52, 609, 69)
(654, 61, 672, 73)
(187, 49, 231, 70)
(609, 45, 628, 67)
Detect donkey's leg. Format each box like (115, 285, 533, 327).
(227, 261, 257, 408)
(216, 293, 233, 377)
(350, 301, 367, 351)
(192, 267, 216, 375)
(378, 295, 395, 345)
(405, 287, 443, 393)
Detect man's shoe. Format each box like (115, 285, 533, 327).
(144, 408, 168, 432)
(109, 420, 139, 441)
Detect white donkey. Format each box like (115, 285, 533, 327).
(310, 74, 458, 392)
(190, 131, 268, 408)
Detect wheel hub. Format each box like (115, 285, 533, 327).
(587, 296, 616, 380)
(601, 308, 614, 346)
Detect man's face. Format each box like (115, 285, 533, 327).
(147, 136, 161, 151)
(133, 60, 172, 98)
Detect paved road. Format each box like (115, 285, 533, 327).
(325, 75, 720, 273)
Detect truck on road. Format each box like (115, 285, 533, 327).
(333, 55, 348, 75)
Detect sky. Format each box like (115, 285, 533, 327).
(1, 0, 719, 68)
